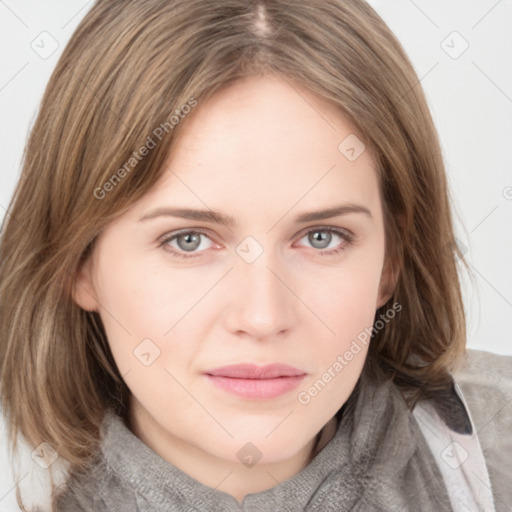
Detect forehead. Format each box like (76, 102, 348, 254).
(130, 75, 381, 221)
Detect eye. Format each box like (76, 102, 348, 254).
(158, 229, 215, 259)
(296, 226, 354, 256)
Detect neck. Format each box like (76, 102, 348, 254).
(128, 400, 339, 504)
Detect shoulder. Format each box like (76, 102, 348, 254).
(452, 346, 512, 426)
(453, 349, 512, 510)
(453, 348, 512, 426)
(454, 348, 512, 388)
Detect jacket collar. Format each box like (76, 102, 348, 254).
(423, 378, 473, 435)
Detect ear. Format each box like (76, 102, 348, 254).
(72, 255, 98, 312)
(376, 254, 398, 310)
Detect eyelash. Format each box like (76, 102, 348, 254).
(157, 226, 354, 260)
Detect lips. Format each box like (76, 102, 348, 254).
(205, 363, 306, 379)
(205, 363, 307, 399)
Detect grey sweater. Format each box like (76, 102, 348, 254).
(54, 349, 512, 511)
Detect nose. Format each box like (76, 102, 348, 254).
(223, 249, 297, 341)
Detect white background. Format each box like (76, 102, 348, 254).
(1, 1, 511, 510)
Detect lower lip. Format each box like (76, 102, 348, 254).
(206, 374, 306, 399)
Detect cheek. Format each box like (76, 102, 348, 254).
(93, 251, 188, 333)
(91, 252, 210, 383)
(295, 271, 377, 413)
(300, 254, 382, 384)
(89, 255, 173, 374)
(307, 260, 382, 335)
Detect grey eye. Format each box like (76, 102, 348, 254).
(308, 230, 333, 249)
(176, 232, 203, 252)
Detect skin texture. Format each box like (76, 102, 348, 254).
(73, 74, 396, 503)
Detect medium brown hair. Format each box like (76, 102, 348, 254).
(0, 0, 469, 509)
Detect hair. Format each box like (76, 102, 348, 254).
(0, 0, 470, 509)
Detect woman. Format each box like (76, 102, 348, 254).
(0, 0, 510, 511)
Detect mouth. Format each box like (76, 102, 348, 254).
(204, 363, 307, 399)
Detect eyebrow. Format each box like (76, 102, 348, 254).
(138, 203, 372, 227)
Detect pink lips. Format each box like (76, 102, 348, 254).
(205, 363, 306, 399)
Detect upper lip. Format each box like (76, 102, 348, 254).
(205, 363, 306, 379)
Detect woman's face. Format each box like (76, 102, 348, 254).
(74, 74, 395, 469)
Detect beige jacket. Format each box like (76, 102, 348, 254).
(413, 349, 512, 512)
